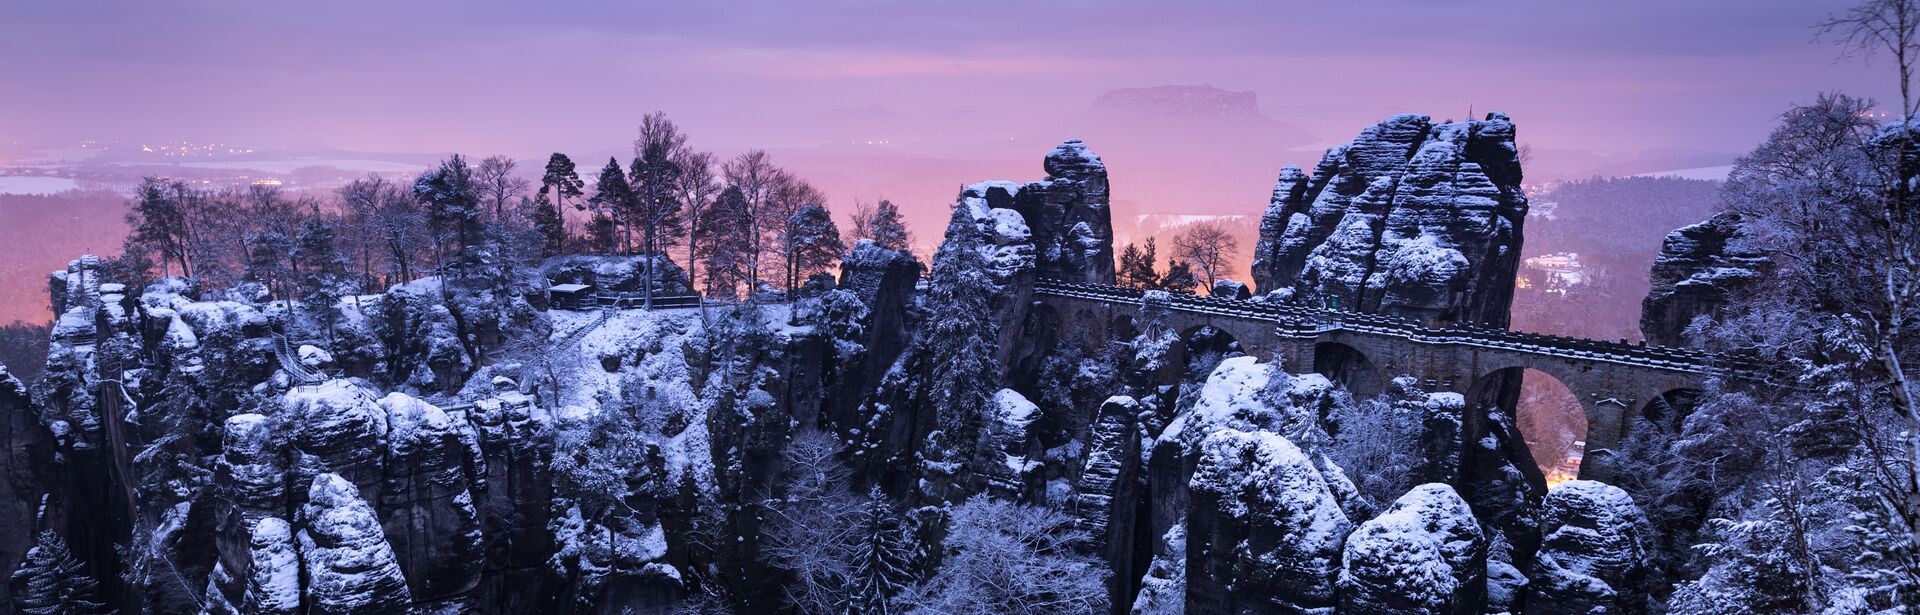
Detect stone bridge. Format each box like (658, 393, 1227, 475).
(1029, 279, 1732, 474)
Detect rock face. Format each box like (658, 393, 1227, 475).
(1250, 113, 1528, 327)
(1526, 481, 1650, 615)
(208, 414, 292, 612)
(1640, 212, 1766, 346)
(829, 240, 922, 428)
(0, 362, 51, 614)
(298, 473, 414, 614)
(1340, 483, 1486, 615)
(1071, 396, 1144, 612)
(286, 380, 388, 505)
(542, 254, 693, 295)
(458, 386, 555, 612)
(376, 393, 484, 601)
(1186, 428, 1351, 614)
(962, 139, 1117, 286)
(244, 518, 303, 614)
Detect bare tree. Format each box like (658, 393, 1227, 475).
(761, 431, 861, 613)
(674, 150, 720, 293)
(723, 151, 782, 294)
(1172, 222, 1240, 289)
(474, 155, 531, 221)
(846, 199, 878, 246)
(340, 175, 428, 285)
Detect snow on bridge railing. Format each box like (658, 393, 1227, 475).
(1032, 278, 1733, 374)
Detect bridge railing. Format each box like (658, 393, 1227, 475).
(1032, 278, 1734, 374)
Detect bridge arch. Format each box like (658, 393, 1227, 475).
(1179, 324, 1244, 381)
(1637, 387, 1704, 432)
(1014, 303, 1063, 376)
(1312, 341, 1386, 398)
(1110, 314, 1139, 343)
(1462, 356, 1686, 482)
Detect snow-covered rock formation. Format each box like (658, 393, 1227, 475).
(376, 392, 484, 601)
(957, 139, 1116, 286)
(1639, 212, 1767, 346)
(1186, 428, 1351, 614)
(1339, 483, 1486, 615)
(1526, 480, 1650, 615)
(1251, 113, 1528, 328)
(298, 473, 414, 614)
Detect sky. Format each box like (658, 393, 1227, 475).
(0, 0, 1893, 158)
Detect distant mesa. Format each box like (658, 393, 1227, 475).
(1088, 84, 1264, 119)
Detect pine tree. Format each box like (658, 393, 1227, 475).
(845, 487, 913, 615)
(537, 153, 585, 255)
(11, 530, 111, 615)
(1159, 257, 1197, 293)
(413, 154, 483, 272)
(1118, 238, 1161, 288)
(531, 191, 567, 256)
(587, 157, 635, 254)
(868, 199, 912, 253)
(783, 203, 845, 294)
(296, 215, 351, 339)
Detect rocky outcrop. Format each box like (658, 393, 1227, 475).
(1071, 396, 1144, 613)
(829, 240, 922, 429)
(206, 516, 300, 615)
(298, 473, 414, 614)
(1185, 428, 1351, 614)
(1250, 113, 1528, 328)
(1639, 212, 1766, 346)
(377, 393, 484, 601)
(1340, 483, 1486, 615)
(458, 386, 555, 612)
(285, 380, 388, 506)
(1209, 279, 1250, 299)
(0, 362, 51, 614)
(208, 414, 291, 612)
(542, 254, 693, 295)
(1526, 481, 1650, 615)
(961, 139, 1116, 286)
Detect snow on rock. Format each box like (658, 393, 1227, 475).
(1158, 356, 1339, 455)
(1526, 480, 1650, 615)
(1251, 163, 1314, 293)
(1640, 212, 1766, 346)
(1186, 428, 1351, 614)
(1209, 278, 1251, 300)
(1339, 483, 1486, 615)
(376, 393, 484, 600)
(1253, 113, 1527, 328)
(218, 413, 289, 517)
(1130, 524, 1187, 615)
(241, 517, 302, 615)
(541, 254, 693, 295)
(285, 379, 388, 505)
(297, 473, 413, 614)
(299, 344, 335, 370)
(957, 139, 1116, 285)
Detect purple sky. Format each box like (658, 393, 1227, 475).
(0, 0, 1892, 159)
